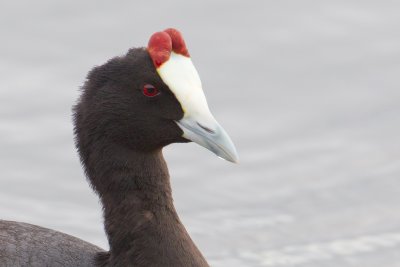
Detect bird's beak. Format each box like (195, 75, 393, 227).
(176, 115, 239, 163)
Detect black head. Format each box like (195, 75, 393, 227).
(74, 48, 187, 154)
(74, 29, 238, 181)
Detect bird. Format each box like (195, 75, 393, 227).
(0, 28, 238, 267)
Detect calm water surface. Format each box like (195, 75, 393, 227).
(1, 1, 400, 266)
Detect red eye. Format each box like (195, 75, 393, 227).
(142, 84, 160, 97)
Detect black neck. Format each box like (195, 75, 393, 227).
(83, 141, 209, 266)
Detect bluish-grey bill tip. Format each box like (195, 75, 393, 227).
(176, 117, 239, 163)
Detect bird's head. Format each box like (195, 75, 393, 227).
(74, 28, 238, 163)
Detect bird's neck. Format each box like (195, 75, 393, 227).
(84, 143, 208, 267)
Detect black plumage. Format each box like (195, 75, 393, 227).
(74, 47, 209, 266)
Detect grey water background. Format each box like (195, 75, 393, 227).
(1, 1, 400, 266)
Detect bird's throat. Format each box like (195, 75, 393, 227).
(84, 144, 208, 266)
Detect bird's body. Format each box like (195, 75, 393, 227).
(0, 29, 237, 267)
(0, 220, 102, 267)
